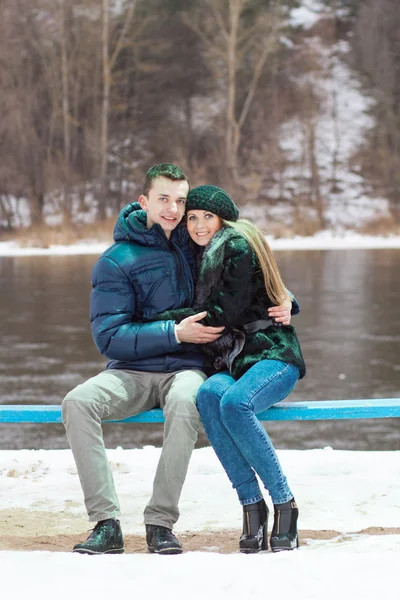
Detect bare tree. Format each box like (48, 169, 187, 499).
(182, 0, 283, 184)
(98, 0, 136, 220)
(60, 0, 72, 221)
(353, 0, 400, 219)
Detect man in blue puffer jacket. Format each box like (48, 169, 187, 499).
(62, 164, 225, 555)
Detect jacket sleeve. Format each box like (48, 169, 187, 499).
(90, 255, 181, 361)
(152, 293, 300, 323)
(286, 289, 300, 315)
(149, 306, 199, 324)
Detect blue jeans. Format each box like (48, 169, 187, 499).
(197, 360, 299, 505)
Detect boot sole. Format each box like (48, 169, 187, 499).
(270, 538, 299, 552)
(147, 545, 182, 555)
(73, 547, 124, 555)
(240, 547, 263, 554)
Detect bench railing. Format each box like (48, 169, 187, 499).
(0, 398, 399, 423)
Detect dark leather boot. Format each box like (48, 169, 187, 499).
(73, 518, 124, 554)
(146, 525, 183, 555)
(239, 499, 269, 553)
(270, 498, 299, 552)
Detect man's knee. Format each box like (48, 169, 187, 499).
(165, 391, 200, 427)
(165, 392, 199, 421)
(61, 382, 100, 425)
(165, 370, 205, 416)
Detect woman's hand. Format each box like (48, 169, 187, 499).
(268, 299, 292, 325)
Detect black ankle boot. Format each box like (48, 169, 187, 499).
(239, 499, 269, 553)
(146, 525, 183, 555)
(270, 498, 299, 552)
(73, 518, 124, 555)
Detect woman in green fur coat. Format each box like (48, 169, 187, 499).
(152, 185, 306, 554)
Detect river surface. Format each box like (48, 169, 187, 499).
(0, 249, 399, 450)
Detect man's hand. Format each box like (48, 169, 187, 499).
(268, 299, 292, 325)
(175, 311, 225, 344)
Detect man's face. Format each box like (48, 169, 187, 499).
(139, 176, 189, 238)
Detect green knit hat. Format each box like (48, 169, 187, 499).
(186, 185, 239, 222)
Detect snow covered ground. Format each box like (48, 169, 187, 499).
(1, 446, 399, 599)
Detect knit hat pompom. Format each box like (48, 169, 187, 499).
(186, 185, 239, 222)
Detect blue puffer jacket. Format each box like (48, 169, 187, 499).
(90, 203, 205, 373)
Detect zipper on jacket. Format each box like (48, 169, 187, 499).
(172, 243, 194, 305)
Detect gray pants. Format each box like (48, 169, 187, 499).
(62, 368, 207, 529)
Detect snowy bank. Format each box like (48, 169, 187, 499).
(1, 230, 400, 257)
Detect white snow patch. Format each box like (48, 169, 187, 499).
(0, 447, 399, 600)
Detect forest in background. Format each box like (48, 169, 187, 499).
(1, 0, 399, 243)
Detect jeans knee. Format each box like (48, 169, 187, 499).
(199, 376, 228, 399)
(220, 391, 248, 425)
(197, 385, 223, 421)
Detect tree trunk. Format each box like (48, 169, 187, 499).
(308, 122, 325, 229)
(30, 193, 45, 227)
(225, 0, 240, 180)
(99, 0, 110, 221)
(0, 195, 15, 230)
(60, 0, 72, 224)
(184, 97, 194, 168)
(99, 0, 136, 221)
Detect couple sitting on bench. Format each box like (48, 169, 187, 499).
(62, 163, 306, 556)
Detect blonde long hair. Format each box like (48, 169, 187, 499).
(223, 219, 290, 306)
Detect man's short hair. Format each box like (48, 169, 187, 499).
(143, 163, 189, 196)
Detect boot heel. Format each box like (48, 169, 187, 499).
(239, 499, 269, 554)
(261, 519, 269, 551)
(270, 498, 299, 553)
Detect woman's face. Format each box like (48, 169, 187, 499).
(186, 210, 223, 246)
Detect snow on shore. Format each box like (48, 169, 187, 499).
(0, 446, 399, 600)
(1, 230, 400, 257)
(1, 446, 399, 533)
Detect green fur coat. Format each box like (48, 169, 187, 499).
(152, 227, 306, 380)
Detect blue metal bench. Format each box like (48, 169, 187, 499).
(0, 398, 399, 423)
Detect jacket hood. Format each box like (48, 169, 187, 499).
(113, 202, 189, 247)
